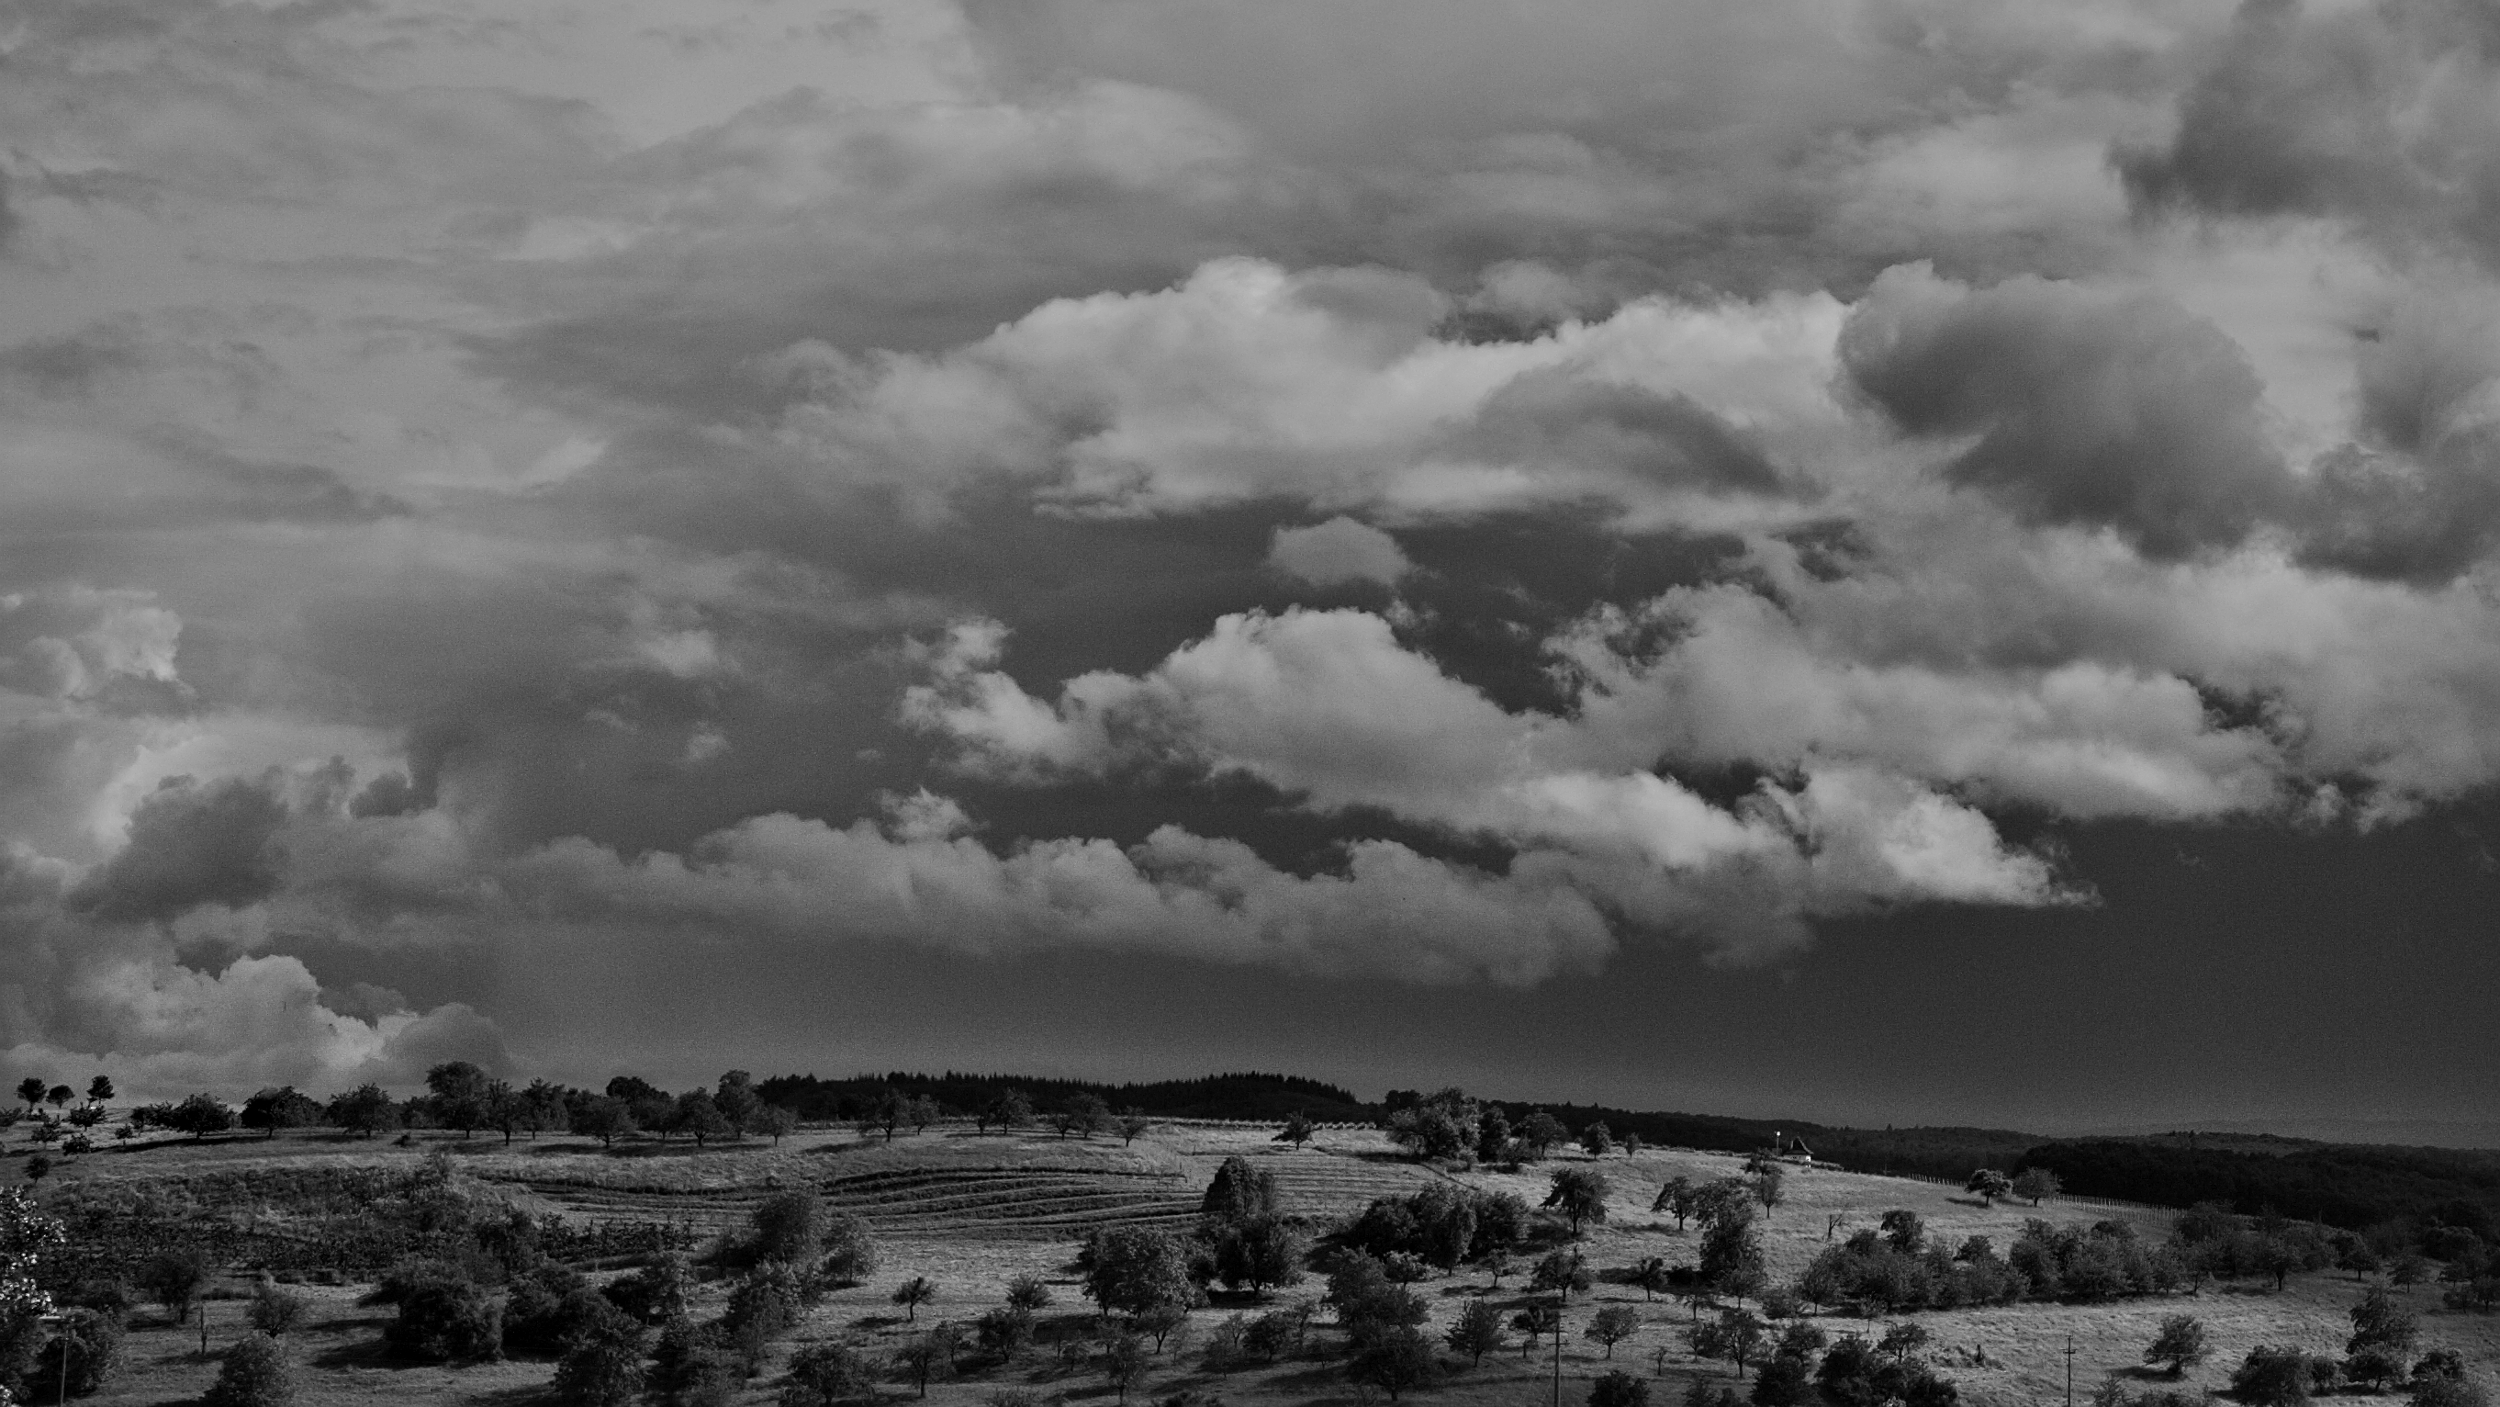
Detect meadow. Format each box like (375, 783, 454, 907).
(18, 1120, 2498, 1407)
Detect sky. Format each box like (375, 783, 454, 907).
(3, 0, 2499, 1135)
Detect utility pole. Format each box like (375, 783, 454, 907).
(2065, 1333, 2079, 1407)
(1553, 1304, 1564, 1407)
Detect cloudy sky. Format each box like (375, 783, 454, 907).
(4, 0, 2499, 1134)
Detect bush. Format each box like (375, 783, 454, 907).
(502, 1268, 594, 1355)
(650, 1318, 743, 1407)
(725, 1262, 808, 1368)
(1346, 1326, 1438, 1401)
(2231, 1346, 2312, 1407)
(247, 1284, 307, 1336)
(748, 1190, 824, 1266)
(202, 1332, 293, 1407)
(133, 1247, 210, 1319)
(34, 1308, 124, 1399)
(552, 1297, 647, 1407)
(383, 1267, 502, 1362)
(602, 1254, 690, 1326)
(1593, 1370, 1653, 1407)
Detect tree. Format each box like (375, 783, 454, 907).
(84, 1075, 113, 1106)
(669, 1090, 732, 1147)
(1691, 1306, 1767, 1378)
(784, 1343, 876, 1407)
(1587, 1304, 1641, 1358)
(551, 1295, 646, 1407)
(425, 1061, 493, 1135)
(1753, 1165, 1785, 1216)
(240, 1087, 321, 1139)
(820, 1212, 878, 1283)
(1583, 1121, 1616, 1156)
(1879, 1324, 1931, 1363)
(327, 1083, 400, 1139)
(1655, 1176, 1699, 1230)
(249, 1283, 308, 1336)
(571, 1096, 631, 1147)
(1275, 1110, 1317, 1148)
(170, 1092, 234, 1141)
(893, 1275, 937, 1322)
(1118, 1109, 1153, 1146)
(1624, 1132, 1644, 1160)
(2232, 1346, 2312, 1407)
(1532, 1248, 1594, 1302)
(2348, 1285, 2419, 1360)
(1516, 1110, 1569, 1160)
(1347, 1326, 1438, 1401)
(1879, 1210, 1925, 1255)
(2146, 1314, 2210, 1377)
(1445, 1296, 1507, 1367)
(1085, 1227, 1198, 1320)
(979, 1088, 1032, 1134)
(1632, 1255, 1674, 1301)
(1100, 1332, 1150, 1402)
(750, 1104, 797, 1145)
(203, 1331, 294, 1407)
(136, 1247, 210, 1322)
(1213, 1216, 1306, 1296)
(14, 1078, 43, 1114)
(1007, 1274, 1053, 1312)
(43, 1085, 69, 1111)
(1202, 1155, 1280, 1226)
(1476, 1106, 1512, 1163)
(1544, 1167, 1612, 1237)
(1055, 1092, 1111, 1141)
(904, 1093, 943, 1135)
(1511, 1298, 1560, 1361)
(1595, 1369, 1654, 1407)
(2013, 1168, 2061, 1205)
(1966, 1170, 2013, 1206)
(1386, 1089, 1478, 1162)
(712, 1070, 759, 1132)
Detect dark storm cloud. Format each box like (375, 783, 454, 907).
(2117, 0, 2500, 263)
(1445, 372, 1796, 499)
(1841, 264, 2293, 557)
(68, 774, 288, 923)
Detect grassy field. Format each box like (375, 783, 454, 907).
(20, 1121, 2500, 1406)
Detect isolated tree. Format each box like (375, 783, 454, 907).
(1587, 1304, 1642, 1358)
(1623, 1132, 1644, 1160)
(1275, 1110, 1317, 1147)
(1966, 1169, 2013, 1206)
(1117, 1108, 1153, 1146)
(1055, 1092, 1111, 1141)
(1655, 1176, 1699, 1229)
(1446, 1296, 1508, 1366)
(1512, 1298, 1561, 1361)
(2348, 1285, 2419, 1359)
(892, 1275, 937, 1322)
(44, 1084, 69, 1110)
(1594, 1369, 1654, 1407)
(1006, 1274, 1053, 1312)
(1100, 1332, 1150, 1403)
(2014, 1167, 2061, 1205)
(15, 1077, 43, 1113)
(1545, 1167, 1613, 1237)
(2146, 1314, 2209, 1377)
(84, 1075, 113, 1106)
(1583, 1121, 1616, 1156)
(1516, 1110, 1569, 1160)
(1085, 1226, 1198, 1319)
(1753, 1164, 1785, 1216)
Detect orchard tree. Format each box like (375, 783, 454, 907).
(2014, 1167, 2062, 1205)
(1117, 1109, 1153, 1146)
(44, 1085, 70, 1111)
(1543, 1167, 1612, 1237)
(980, 1088, 1032, 1134)
(1966, 1170, 2013, 1206)
(1586, 1304, 1641, 1357)
(14, 1077, 43, 1114)
(712, 1071, 760, 1131)
(1531, 1248, 1593, 1303)
(1582, 1121, 1615, 1156)
(891, 1275, 936, 1322)
(241, 1086, 321, 1138)
(426, 1061, 492, 1135)
(1446, 1297, 1508, 1366)
(330, 1082, 401, 1139)
(84, 1076, 113, 1107)
(1623, 1132, 1643, 1160)
(1516, 1110, 1569, 1160)
(1654, 1175, 1699, 1230)
(573, 1096, 633, 1146)
(2145, 1314, 2209, 1377)
(1753, 1164, 1785, 1216)
(1690, 1306, 1767, 1378)
(1274, 1110, 1317, 1148)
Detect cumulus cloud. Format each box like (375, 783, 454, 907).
(1266, 518, 1413, 587)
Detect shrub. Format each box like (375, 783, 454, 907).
(552, 1296, 647, 1407)
(502, 1268, 594, 1354)
(725, 1262, 808, 1368)
(133, 1247, 209, 1320)
(248, 1284, 308, 1336)
(35, 1308, 125, 1398)
(1346, 1326, 1437, 1401)
(202, 1331, 293, 1407)
(1593, 1370, 1653, 1407)
(979, 1305, 1037, 1362)
(649, 1318, 743, 1407)
(602, 1254, 690, 1326)
(2231, 1346, 2312, 1407)
(383, 1267, 502, 1362)
(749, 1190, 824, 1265)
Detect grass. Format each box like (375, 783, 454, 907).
(20, 1121, 2500, 1406)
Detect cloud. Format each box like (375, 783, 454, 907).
(773, 257, 1840, 527)
(904, 607, 2082, 961)
(1266, 518, 1412, 587)
(1839, 262, 2294, 558)
(2116, 0, 2500, 266)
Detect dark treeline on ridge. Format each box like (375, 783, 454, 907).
(2020, 1140, 2500, 1240)
(753, 1070, 1373, 1124)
